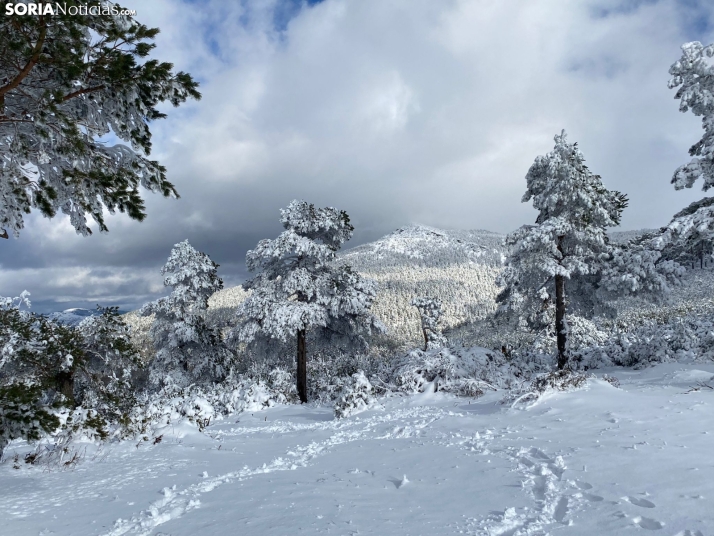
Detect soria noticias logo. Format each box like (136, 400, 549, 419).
(4, 2, 136, 16)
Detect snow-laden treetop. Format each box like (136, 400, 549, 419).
(235, 200, 378, 346)
(246, 200, 353, 280)
(669, 41, 714, 191)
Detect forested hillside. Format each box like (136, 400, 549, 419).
(123, 225, 714, 354)
(123, 225, 507, 351)
(338, 225, 504, 347)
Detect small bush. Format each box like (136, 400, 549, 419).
(505, 369, 591, 407)
(335, 371, 376, 419)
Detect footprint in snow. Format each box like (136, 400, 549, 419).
(553, 496, 569, 523)
(623, 496, 656, 508)
(673, 531, 704, 536)
(529, 447, 552, 461)
(582, 493, 604, 502)
(388, 475, 409, 489)
(574, 481, 593, 490)
(632, 516, 664, 530)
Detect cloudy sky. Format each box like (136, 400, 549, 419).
(2, 0, 713, 313)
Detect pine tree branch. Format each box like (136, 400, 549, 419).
(0, 21, 47, 99)
(62, 85, 106, 102)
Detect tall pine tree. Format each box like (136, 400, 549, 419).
(232, 200, 379, 403)
(497, 131, 628, 369)
(141, 241, 231, 390)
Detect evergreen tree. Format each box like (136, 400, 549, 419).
(497, 131, 628, 369)
(0, 293, 59, 457)
(411, 297, 447, 351)
(669, 42, 714, 192)
(661, 42, 714, 260)
(657, 198, 714, 268)
(232, 200, 380, 403)
(141, 240, 232, 390)
(0, 1, 200, 239)
(76, 306, 142, 416)
(0, 295, 142, 455)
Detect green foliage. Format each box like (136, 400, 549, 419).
(0, 383, 60, 455)
(0, 1, 201, 237)
(76, 305, 143, 417)
(1, 298, 142, 454)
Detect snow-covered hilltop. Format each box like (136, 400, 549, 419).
(338, 225, 506, 347)
(125, 225, 508, 352)
(46, 308, 101, 327)
(341, 224, 505, 268)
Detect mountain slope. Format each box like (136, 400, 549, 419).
(339, 225, 506, 347)
(46, 308, 101, 327)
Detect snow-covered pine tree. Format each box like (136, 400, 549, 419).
(232, 200, 380, 403)
(649, 198, 714, 269)
(141, 240, 232, 390)
(411, 297, 447, 351)
(600, 231, 683, 300)
(0, 294, 147, 454)
(0, 3, 200, 239)
(669, 42, 714, 192)
(0, 292, 60, 457)
(661, 43, 714, 261)
(76, 306, 142, 416)
(497, 131, 628, 369)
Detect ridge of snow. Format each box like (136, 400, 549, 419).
(340, 224, 505, 268)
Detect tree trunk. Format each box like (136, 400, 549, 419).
(296, 329, 307, 403)
(55, 370, 75, 406)
(422, 328, 429, 351)
(555, 273, 567, 370)
(555, 235, 568, 370)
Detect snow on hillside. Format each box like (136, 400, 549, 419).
(123, 225, 509, 350)
(2, 363, 713, 535)
(607, 229, 659, 245)
(341, 224, 505, 267)
(122, 224, 714, 352)
(47, 308, 101, 327)
(339, 225, 506, 347)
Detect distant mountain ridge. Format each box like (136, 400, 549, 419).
(337, 224, 507, 347)
(341, 224, 505, 269)
(47, 308, 101, 327)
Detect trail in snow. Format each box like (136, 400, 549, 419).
(103, 407, 446, 536)
(2, 364, 714, 536)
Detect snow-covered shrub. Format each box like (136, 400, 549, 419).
(0, 293, 79, 456)
(126, 377, 288, 436)
(393, 348, 456, 393)
(565, 316, 609, 351)
(335, 371, 376, 419)
(141, 240, 233, 390)
(75, 306, 143, 418)
(506, 370, 592, 407)
(575, 314, 714, 369)
(391, 346, 531, 396)
(267, 367, 299, 404)
(1, 295, 147, 457)
(411, 297, 448, 351)
(530, 369, 590, 392)
(0, 384, 59, 457)
(307, 349, 383, 404)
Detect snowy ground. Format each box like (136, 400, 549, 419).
(2, 363, 714, 536)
